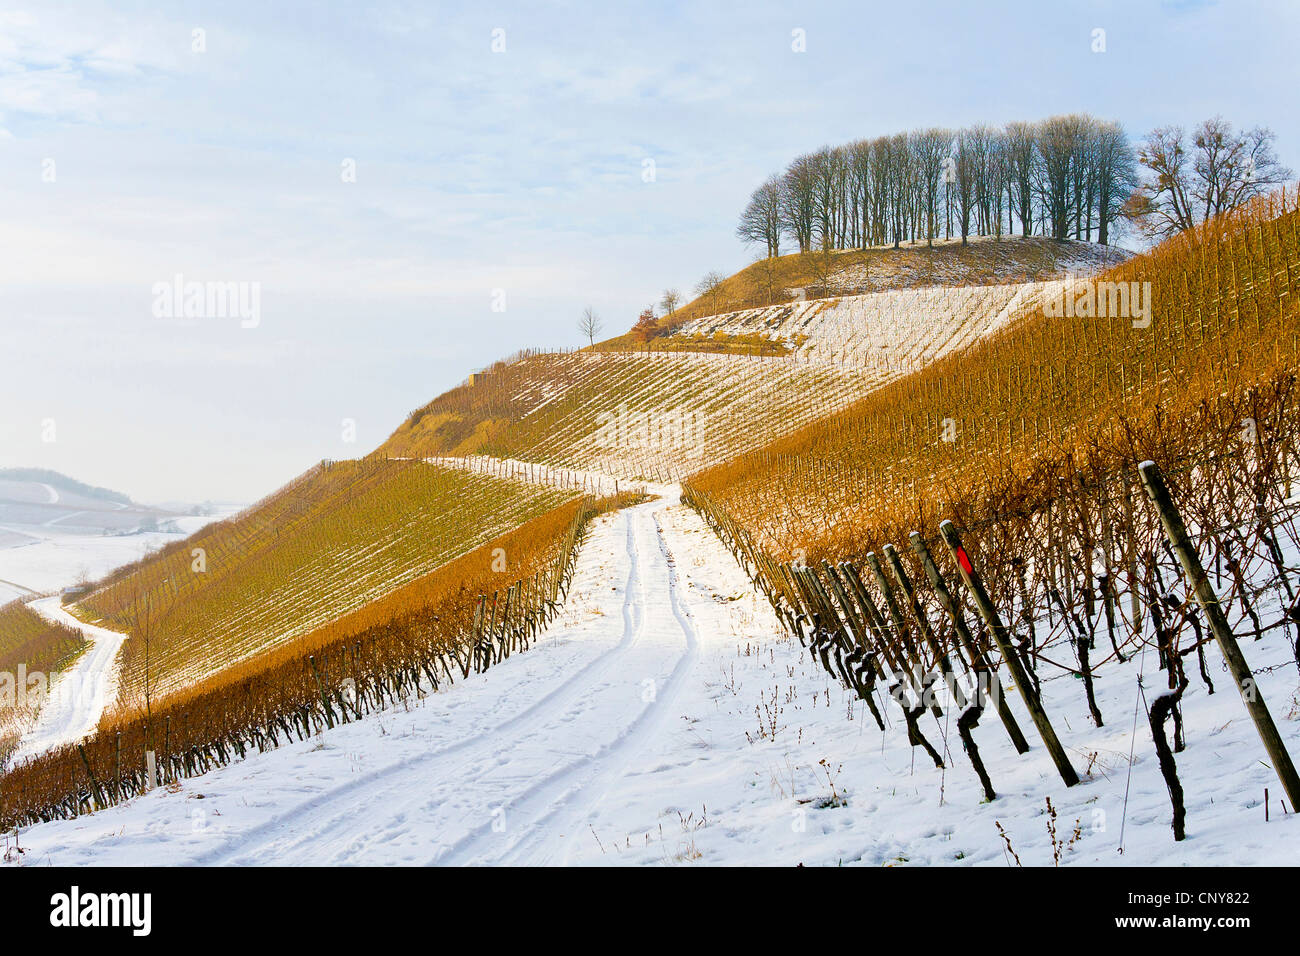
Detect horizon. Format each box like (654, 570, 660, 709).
(2, 0, 1298, 503)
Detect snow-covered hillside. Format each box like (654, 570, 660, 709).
(12, 492, 1297, 866)
(673, 280, 1069, 369)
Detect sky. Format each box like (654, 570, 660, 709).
(1, 0, 1297, 504)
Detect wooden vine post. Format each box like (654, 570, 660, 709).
(938, 520, 1080, 787)
(881, 543, 967, 708)
(865, 552, 941, 718)
(1138, 460, 1300, 811)
(909, 532, 1030, 754)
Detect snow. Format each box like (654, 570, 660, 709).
(0, 519, 229, 600)
(0, 508, 239, 755)
(10, 492, 1299, 866)
(9, 597, 127, 763)
(672, 281, 1072, 370)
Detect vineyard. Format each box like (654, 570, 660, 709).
(688, 192, 1300, 562)
(0, 492, 640, 828)
(682, 191, 1300, 836)
(0, 602, 88, 762)
(669, 281, 1069, 369)
(381, 350, 881, 480)
(6, 189, 1298, 859)
(75, 459, 576, 703)
(616, 236, 1129, 333)
(381, 278, 1116, 482)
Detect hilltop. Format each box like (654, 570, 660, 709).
(598, 236, 1129, 349)
(378, 239, 1120, 478)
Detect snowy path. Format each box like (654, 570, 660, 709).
(10, 494, 1300, 866)
(190, 497, 697, 866)
(11, 598, 127, 762)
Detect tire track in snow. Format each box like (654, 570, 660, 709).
(190, 508, 649, 866)
(465, 507, 701, 866)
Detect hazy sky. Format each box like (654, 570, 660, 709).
(1, 0, 1296, 504)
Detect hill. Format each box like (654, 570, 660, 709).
(8, 203, 1298, 870)
(0, 468, 181, 540)
(379, 244, 1119, 481)
(0, 600, 88, 762)
(599, 236, 1129, 348)
(75, 459, 578, 703)
(0, 469, 132, 508)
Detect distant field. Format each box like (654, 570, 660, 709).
(77, 459, 576, 703)
(0, 470, 178, 537)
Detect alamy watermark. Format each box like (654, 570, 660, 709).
(1, 666, 113, 713)
(151, 274, 261, 328)
(50, 886, 151, 936)
(1042, 274, 1152, 328)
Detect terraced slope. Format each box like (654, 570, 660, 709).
(77, 459, 575, 702)
(608, 236, 1128, 336)
(382, 278, 1087, 479)
(669, 281, 1067, 368)
(383, 350, 881, 480)
(686, 195, 1300, 562)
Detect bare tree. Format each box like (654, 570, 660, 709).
(1134, 117, 1289, 239)
(1093, 121, 1138, 245)
(954, 129, 979, 245)
(1135, 125, 1196, 237)
(847, 138, 873, 247)
(737, 176, 785, 257)
(693, 271, 726, 311)
(781, 155, 818, 253)
(1038, 114, 1085, 239)
(660, 289, 682, 317)
(1192, 117, 1290, 220)
(910, 128, 952, 246)
(1004, 121, 1038, 237)
(742, 113, 1142, 256)
(579, 306, 602, 346)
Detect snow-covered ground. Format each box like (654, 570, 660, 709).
(10, 492, 1299, 866)
(10, 598, 128, 763)
(674, 281, 1070, 370)
(1, 509, 238, 761)
(0, 514, 228, 602)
